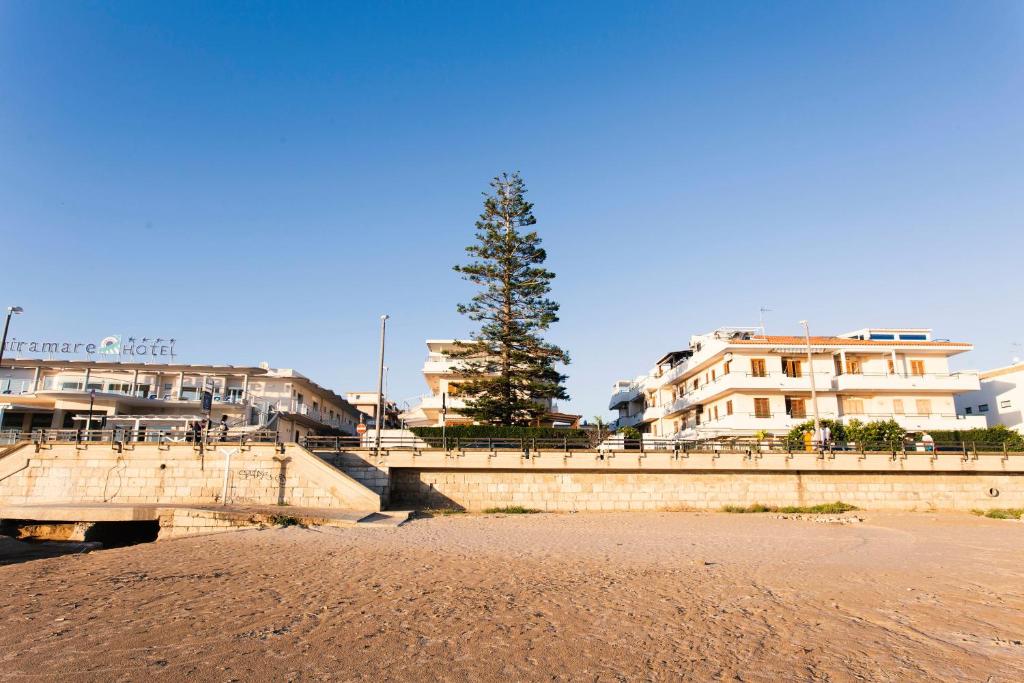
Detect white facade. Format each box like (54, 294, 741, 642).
(610, 326, 986, 439)
(0, 359, 362, 441)
(401, 340, 578, 427)
(955, 362, 1024, 432)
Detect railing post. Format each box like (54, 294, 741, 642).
(961, 441, 967, 459)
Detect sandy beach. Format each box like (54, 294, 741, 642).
(2, 511, 1023, 682)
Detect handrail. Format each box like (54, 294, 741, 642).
(299, 434, 1022, 455)
(21, 427, 281, 445)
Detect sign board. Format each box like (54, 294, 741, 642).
(2, 335, 177, 359)
(356, 423, 367, 435)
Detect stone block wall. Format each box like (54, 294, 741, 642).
(391, 469, 1023, 512)
(0, 442, 380, 510)
(315, 452, 390, 504)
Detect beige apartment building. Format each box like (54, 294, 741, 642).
(0, 359, 362, 442)
(610, 327, 986, 439)
(401, 340, 580, 427)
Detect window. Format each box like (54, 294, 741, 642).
(751, 359, 767, 378)
(965, 406, 972, 415)
(887, 359, 895, 374)
(842, 397, 865, 415)
(834, 356, 844, 376)
(910, 360, 925, 376)
(713, 406, 719, 420)
(979, 403, 989, 413)
(754, 398, 771, 418)
(61, 381, 83, 391)
(726, 400, 733, 416)
(916, 399, 932, 415)
(845, 358, 863, 375)
(711, 369, 716, 381)
(1001, 400, 1012, 409)
(692, 379, 698, 391)
(782, 358, 802, 378)
(869, 333, 895, 340)
(899, 334, 927, 341)
(785, 397, 807, 419)
(723, 361, 731, 375)
(892, 399, 904, 414)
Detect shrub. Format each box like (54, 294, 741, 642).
(617, 426, 641, 440)
(971, 508, 1024, 520)
(927, 426, 1024, 451)
(784, 419, 847, 448)
(410, 425, 589, 447)
(483, 506, 542, 514)
(722, 501, 858, 514)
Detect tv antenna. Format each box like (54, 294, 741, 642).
(758, 306, 772, 336)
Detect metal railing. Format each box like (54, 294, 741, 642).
(0, 428, 281, 447)
(300, 434, 1022, 456)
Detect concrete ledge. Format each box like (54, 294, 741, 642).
(342, 449, 1024, 473)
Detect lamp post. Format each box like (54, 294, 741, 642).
(374, 315, 389, 455)
(86, 389, 96, 438)
(800, 320, 822, 448)
(0, 305, 25, 374)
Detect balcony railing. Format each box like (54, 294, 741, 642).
(831, 372, 980, 392)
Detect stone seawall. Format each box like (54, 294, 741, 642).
(0, 442, 380, 511)
(391, 469, 1023, 512)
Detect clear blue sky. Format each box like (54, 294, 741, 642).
(2, 1, 1022, 421)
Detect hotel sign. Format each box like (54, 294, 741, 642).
(2, 335, 177, 358)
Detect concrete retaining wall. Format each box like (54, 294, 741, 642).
(391, 469, 1023, 512)
(0, 442, 380, 511)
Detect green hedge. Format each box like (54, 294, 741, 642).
(922, 426, 1024, 449)
(410, 425, 589, 444)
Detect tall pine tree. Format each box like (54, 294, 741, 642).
(450, 172, 570, 426)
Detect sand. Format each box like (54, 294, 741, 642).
(1, 511, 1023, 682)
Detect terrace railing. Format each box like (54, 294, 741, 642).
(299, 434, 1021, 457)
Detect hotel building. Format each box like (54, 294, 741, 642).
(0, 358, 362, 442)
(400, 340, 580, 428)
(955, 362, 1024, 433)
(610, 326, 986, 439)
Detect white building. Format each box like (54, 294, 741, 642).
(954, 362, 1023, 433)
(0, 358, 362, 442)
(610, 326, 986, 439)
(401, 340, 580, 428)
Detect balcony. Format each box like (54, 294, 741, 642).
(663, 372, 830, 416)
(839, 413, 987, 432)
(608, 383, 643, 409)
(642, 405, 664, 422)
(832, 372, 980, 393)
(614, 413, 644, 429)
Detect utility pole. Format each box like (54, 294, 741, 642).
(374, 315, 389, 455)
(800, 320, 822, 447)
(0, 306, 25, 373)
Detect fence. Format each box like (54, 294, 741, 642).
(0, 428, 280, 447)
(300, 433, 1021, 456)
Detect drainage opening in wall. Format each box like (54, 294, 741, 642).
(988, 487, 1000, 498)
(1, 519, 160, 550)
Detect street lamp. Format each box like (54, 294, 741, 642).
(799, 320, 822, 448)
(0, 306, 25, 372)
(86, 389, 96, 437)
(374, 315, 389, 455)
